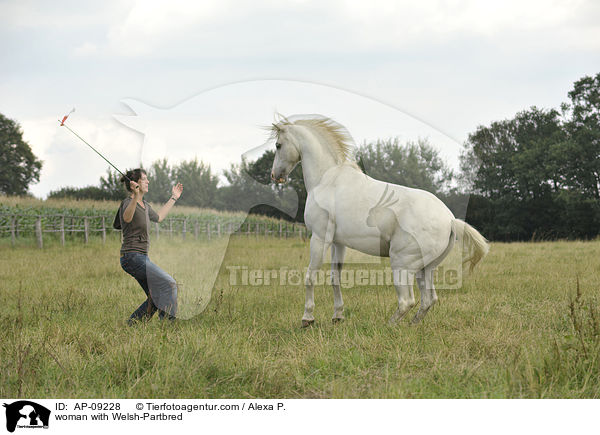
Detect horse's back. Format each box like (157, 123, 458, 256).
(334, 166, 454, 226)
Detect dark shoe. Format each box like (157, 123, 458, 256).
(127, 317, 145, 327)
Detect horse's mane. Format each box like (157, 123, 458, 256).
(271, 114, 360, 169)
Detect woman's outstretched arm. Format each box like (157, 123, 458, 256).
(157, 183, 183, 222)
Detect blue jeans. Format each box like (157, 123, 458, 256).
(120, 252, 178, 322)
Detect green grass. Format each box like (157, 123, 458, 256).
(1, 236, 599, 398)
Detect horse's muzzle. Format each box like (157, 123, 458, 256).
(271, 171, 287, 184)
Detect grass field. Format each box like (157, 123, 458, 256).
(1, 235, 599, 398)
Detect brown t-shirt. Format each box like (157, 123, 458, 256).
(119, 197, 160, 255)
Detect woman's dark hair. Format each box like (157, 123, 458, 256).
(120, 168, 147, 192)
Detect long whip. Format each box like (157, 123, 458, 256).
(58, 108, 130, 182)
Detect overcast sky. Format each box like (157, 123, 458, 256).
(1, 0, 599, 198)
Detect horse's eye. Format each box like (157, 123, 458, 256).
(276, 143, 281, 150)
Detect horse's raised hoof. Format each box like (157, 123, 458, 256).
(388, 310, 410, 325)
(331, 317, 345, 324)
(411, 307, 430, 325)
(301, 319, 315, 328)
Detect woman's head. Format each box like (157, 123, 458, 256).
(120, 168, 149, 194)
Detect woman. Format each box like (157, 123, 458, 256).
(118, 168, 183, 325)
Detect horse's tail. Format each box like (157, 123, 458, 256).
(452, 219, 490, 273)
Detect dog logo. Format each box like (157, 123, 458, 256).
(3, 401, 50, 432)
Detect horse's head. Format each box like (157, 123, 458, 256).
(270, 122, 300, 184)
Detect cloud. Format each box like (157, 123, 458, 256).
(22, 115, 143, 198)
(2, 0, 599, 199)
(0, 0, 127, 29)
(73, 42, 98, 56)
(105, 0, 226, 56)
(95, 0, 600, 58)
(113, 80, 463, 183)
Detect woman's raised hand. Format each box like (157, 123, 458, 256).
(130, 180, 142, 197)
(172, 183, 183, 200)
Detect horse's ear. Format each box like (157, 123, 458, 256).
(272, 123, 281, 133)
(274, 112, 289, 124)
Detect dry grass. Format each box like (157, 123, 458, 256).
(1, 236, 599, 398)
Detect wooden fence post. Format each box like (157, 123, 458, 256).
(10, 215, 16, 246)
(60, 215, 65, 246)
(101, 216, 106, 244)
(207, 223, 211, 241)
(279, 222, 282, 238)
(35, 216, 43, 249)
(84, 217, 89, 244)
(194, 221, 199, 239)
(182, 219, 187, 240)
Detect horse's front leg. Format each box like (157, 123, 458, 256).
(302, 234, 327, 327)
(331, 242, 346, 323)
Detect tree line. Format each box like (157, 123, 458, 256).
(46, 137, 457, 223)
(2, 73, 599, 241)
(460, 73, 600, 240)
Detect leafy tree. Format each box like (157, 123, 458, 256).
(218, 159, 264, 212)
(356, 138, 454, 195)
(563, 73, 600, 199)
(460, 107, 569, 239)
(244, 150, 306, 221)
(48, 157, 219, 208)
(48, 185, 109, 201)
(99, 168, 126, 200)
(465, 107, 567, 201)
(0, 113, 43, 195)
(217, 151, 303, 221)
(460, 74, 600, 240)
(49, 168, 124, 201)
(174, 158, 218, 208)
(145, 158, 174, 204)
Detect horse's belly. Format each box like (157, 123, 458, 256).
(334, 228, 389, 257)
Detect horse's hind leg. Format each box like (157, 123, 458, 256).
(389, 269, 416, 324)
(412, 228, 453, 323)
(331, 243, 346, 323)
(412, 266, 437, 324)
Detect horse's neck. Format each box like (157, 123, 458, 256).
(297, 131, 337, 192)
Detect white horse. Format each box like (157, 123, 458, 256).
(270, 115, 489, 326)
